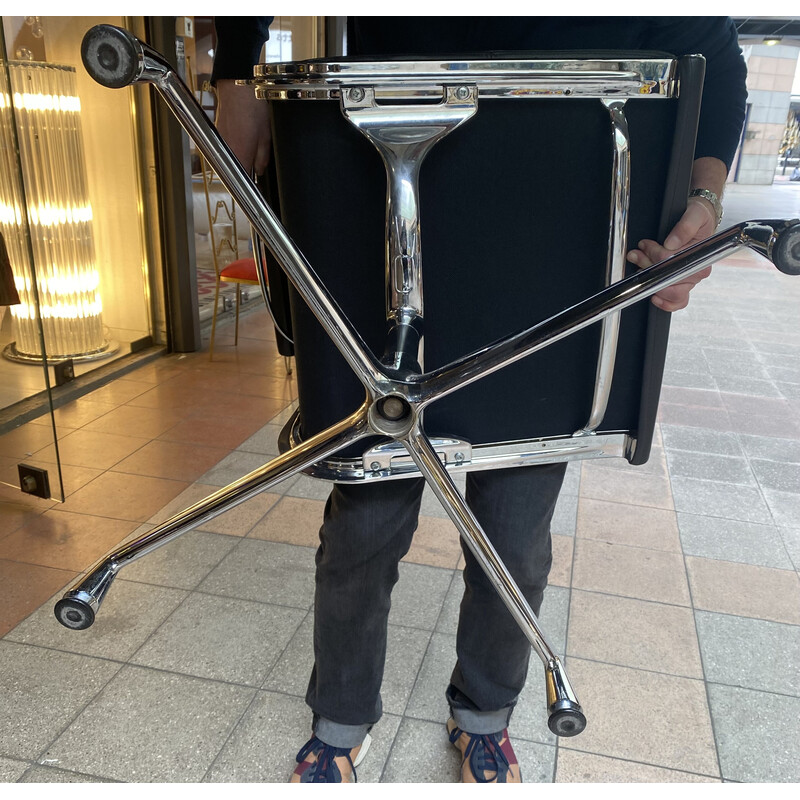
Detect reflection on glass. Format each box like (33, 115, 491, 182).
(0, 60, 114, 363)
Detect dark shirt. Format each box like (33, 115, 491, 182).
(211, 16, 747, 169)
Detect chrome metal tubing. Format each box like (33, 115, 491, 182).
(578, 99, 630, 435)
(342, 85, 478, 370)
(84, 27, 386, 397)
(414, 222, 773, 408)
(56, 405, 371, 625)
(255, 55, 679, 101)
(402, 425, 557, 667)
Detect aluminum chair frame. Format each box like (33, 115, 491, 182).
(57, 25, 800, 739)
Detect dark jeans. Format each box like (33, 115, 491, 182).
(306, 463, 567, 748)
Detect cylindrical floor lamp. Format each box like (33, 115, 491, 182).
(0, 59, 116, 363)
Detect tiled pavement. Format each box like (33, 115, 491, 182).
(0, 182, 799, 783)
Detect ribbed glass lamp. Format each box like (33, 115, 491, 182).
(0, 60, 115, 363)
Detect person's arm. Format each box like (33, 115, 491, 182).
(628, 17, 746, 311)
(211, 17, 273, 175)
(215, 79, 272, 175)
(627, 156, 726, 311)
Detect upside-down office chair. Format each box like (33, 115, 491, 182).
(57, 26, 800, 738)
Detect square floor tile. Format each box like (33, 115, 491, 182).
(83, 404, 186, 439)
(762, 488, 800, 528)
(419, 475, 466, 519)
(42, 665, 255, 782)
(538, 584, 571, 654)
(567, 590, 702, 677)
(658, 404, 734, 431)
(506, 663, 556, 747)
(205, 692, 398, 783)
(57, 472, 190, 523)
(0, 756, 30, 782)
(131, 593, 305, 686)
(665, 451, 755, 486)
(0, 488, 54, 541)
(750, 458, 800, 494)
(19, 766, 113, 783)
(549, 534, 573, 588)
(352, 713, 402, 783)
(435, 572, 466, 635)
(388, 562, 454, 631)
(677, 513, 793, 569)
(404, 515, 462, 569)
(381, 717, 461, 783)
(0, 641, 122, 761)
(572, 539, 690, 606)
(577, 498, 680, 552)
(555, 749, 718, 782)
(660, 424, 742, 456)
(579, 465, 674, 510)
(381, 625, 432, 715)
(34, 429, 149, 470)
(197, 491, 282, 537)
(738, 433, 800, 463)
(708, 683, 800, 782)
(551, 492, 578, 536)
(112, 439, 231, 482)
(159, 415, 273, 453)
(694, 610, 800, 695)
(198, 539, 316, 609)
(7, 580, 187, 661)
(0, 559, 77, 638)
(196, 450, 290, 489)
(559, 659, 718, 776)
(661, 370, 718, 391)
(144, 483, 219, 525)
(248, 496, 323, 548)
(670, 476, 772, 524)
(281, 473, 335, 501)
(121, 531, 240, 590)
(686, 556, 800, 624)
(235, 423, 284, 456)
(779, 527, 800, 570)
(730, 412, 800, 439)
(404, 632, 455, 724)
(263, 613, 313, 697)
(0, 510, 138, 573)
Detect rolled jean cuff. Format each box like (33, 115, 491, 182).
(449, 705, 514, 735)
(314, 716, 372, 749)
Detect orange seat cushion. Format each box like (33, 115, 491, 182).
(220, 257, 259, 282)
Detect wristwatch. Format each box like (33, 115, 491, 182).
(689, 188, 723, 228)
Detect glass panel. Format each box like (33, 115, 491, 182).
(0, 17, 64, 503)
(0, 15, 160, 505)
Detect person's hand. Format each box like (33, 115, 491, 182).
(627, 195, 716, 311)
(215, 79, 271, 175)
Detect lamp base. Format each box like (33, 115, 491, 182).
(2, 339, 120, 366)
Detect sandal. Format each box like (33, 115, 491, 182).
(291, 732, 372, 783)
(447, 720, 521, 783)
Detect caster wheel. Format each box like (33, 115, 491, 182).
(81, 25, 140, 89)
(773, 223, 800, 276)
(54, 597, 95, 630)
(548, 705, 586, 737)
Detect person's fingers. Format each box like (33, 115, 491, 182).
(663, 200, 713, 250)
(651, 266, 713, 311)
(627, 238, 666, 268)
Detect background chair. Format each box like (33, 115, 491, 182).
(198, 154, 260, 360)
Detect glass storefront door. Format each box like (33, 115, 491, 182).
(0, 15, 160, 503)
